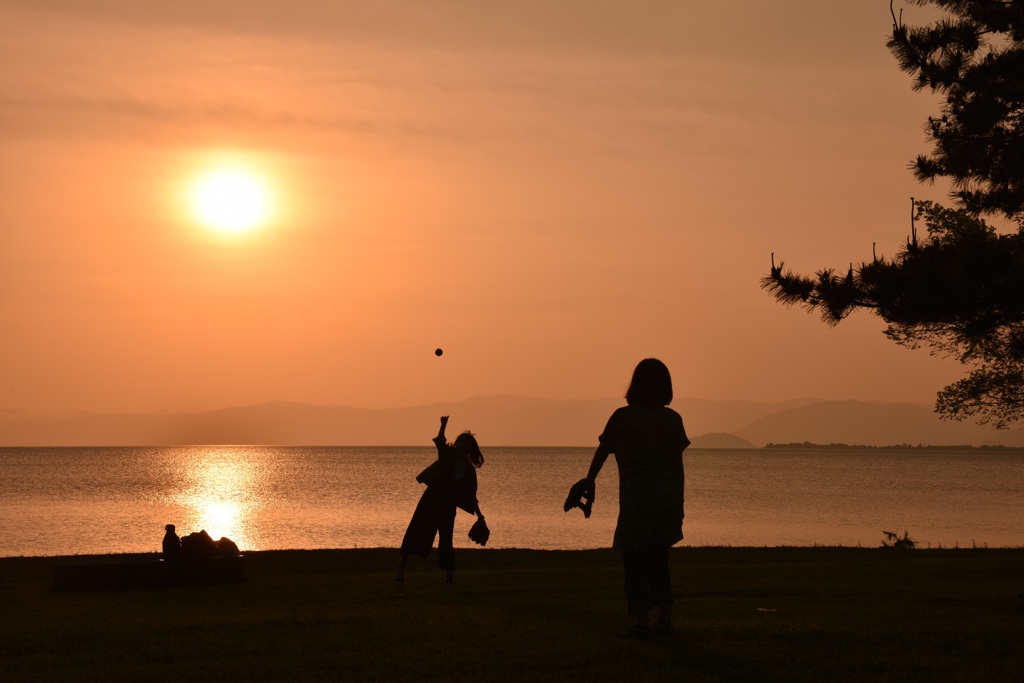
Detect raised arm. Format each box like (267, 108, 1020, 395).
(432, 415, 451, 459)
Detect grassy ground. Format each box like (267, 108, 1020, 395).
(1, 547, 1022, 682)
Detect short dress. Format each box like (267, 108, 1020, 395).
(598, 405, 689, 552)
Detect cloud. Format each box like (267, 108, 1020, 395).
(6, 0, 900, 65)
(3, 0, 918, 154)
(0, 93, 453, 140)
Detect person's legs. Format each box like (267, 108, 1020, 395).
(400, 489, 441, 558)
(621, 548, 652, 634)
(397, 488, 442, 584)
(395, 552, 409, 585)
(622, 540, 675, 636)
(437, 501, 457, 586)
(646, 543, 674, 634)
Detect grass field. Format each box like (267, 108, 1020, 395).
(2, 547, 1022, 682)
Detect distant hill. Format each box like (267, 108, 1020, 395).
(0, 396, 810, 447)
(0, 397, 620, 447)
(673, 398, 818, 436)
(1, 396, 1022, 447)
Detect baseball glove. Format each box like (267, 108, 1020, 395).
(468, 518, 490, 546)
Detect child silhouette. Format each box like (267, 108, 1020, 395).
(395, 415, 486, 589)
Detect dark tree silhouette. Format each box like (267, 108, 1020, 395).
(891, 0, 1024, 219)
(762, 1, 1024, 428)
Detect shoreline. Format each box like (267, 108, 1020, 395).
(4, 542, 1024, 562)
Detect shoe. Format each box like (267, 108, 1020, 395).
(442, 580, 454, 591)
(625, 623, 653, 640)
(393, 569, 404, 586)
(652, 620, 674, 637)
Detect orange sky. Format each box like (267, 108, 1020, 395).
(1, 1, 968, 417)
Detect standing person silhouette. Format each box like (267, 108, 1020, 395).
(577, 358, 690, 638)
(396, 415, 486, 589)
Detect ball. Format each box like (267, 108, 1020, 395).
(434, 348, 443, 357)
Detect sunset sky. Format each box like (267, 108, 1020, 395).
(1, 0, 969, 418)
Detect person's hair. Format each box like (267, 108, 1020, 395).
(625, 358, 673, 407)
(454, 431, 484, 468)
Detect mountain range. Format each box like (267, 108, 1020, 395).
(2, 396, 1023, 447)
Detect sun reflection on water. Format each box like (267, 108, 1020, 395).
(173, 447, 264, 551)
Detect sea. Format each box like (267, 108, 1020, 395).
(1, 446, 1022, 557)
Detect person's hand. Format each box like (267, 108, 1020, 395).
(564, 478, 595, 518)
(440, 415, 449, 426)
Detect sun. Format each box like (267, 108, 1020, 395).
(190, 168, 273, 234)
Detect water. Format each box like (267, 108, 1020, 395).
(1, 446, 1022, 557)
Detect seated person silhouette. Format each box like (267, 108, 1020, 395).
(162, 524, 181, 563)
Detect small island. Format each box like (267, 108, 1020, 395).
(762, 442, 1024, 451)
